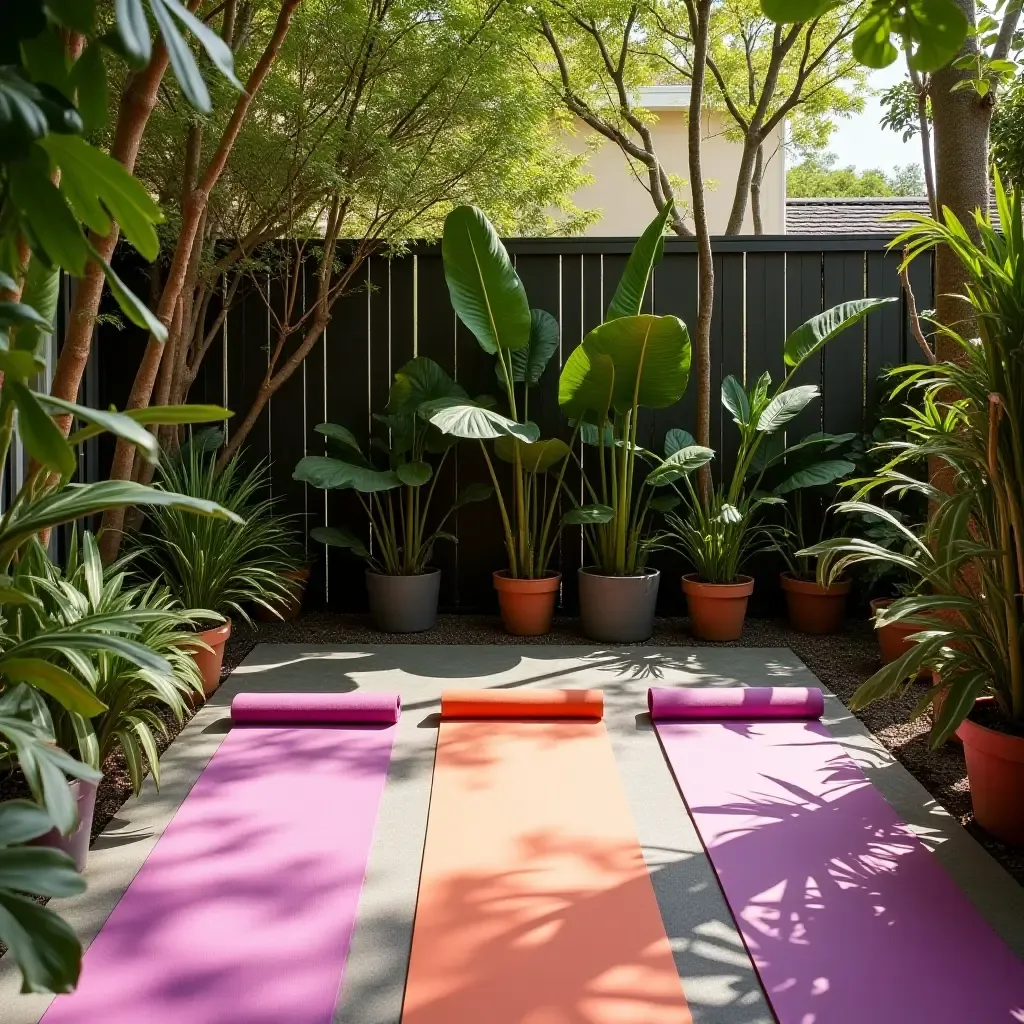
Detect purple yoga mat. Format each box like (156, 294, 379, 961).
(648, 685, 824, 720)
(42, 692, 400, 1024)
(650, 687, 1024, 1023)
(232, 690, 400, 724)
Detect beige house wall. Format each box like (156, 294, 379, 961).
(563, 109, 786, 236)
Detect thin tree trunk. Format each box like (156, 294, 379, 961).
(99, 0, 301, 562)
(725, 134, 760, 235)
(918, 88, 938, 220)
(751, 144, 765, 235)
(687, 0, 714, 499)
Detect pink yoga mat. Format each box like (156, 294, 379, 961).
(43, 692, 399, 1024)
(649, 686, 1024, 1024)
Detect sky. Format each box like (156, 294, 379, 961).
(823, 63, 923, 173)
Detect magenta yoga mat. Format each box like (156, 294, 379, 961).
(42, 692, 400, 1024)
(649, 686, 1024, 1024)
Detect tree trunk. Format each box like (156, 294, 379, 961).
(917, 88, 938, 220)
(930, 0, 988, 353)
(99, 0, 302, 563)
(751, 145, 765, 235)
(725, 133, 760, 235)
(687, 0, 714, 499)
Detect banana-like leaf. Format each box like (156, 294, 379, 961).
(293, 456, 400, 493)
(562, 504, 614, 525)
(314, 422, 363, 456)
(494, 436, 570, 473)
(67, 404, 233, 447)
(756, 385, 819, 433)
(396, 461, 432, 487)
(605, 204, 672, 320)
(388, 356, 466, 414)
(452, 483, 493, 508)
(36, 393, 158, 463)
(559, 315, 690, 419)
(646, 445, 715, 486)
(310, 526, 370, 558)
(664, 428, 696, 457)
(497, 309, 560, 387)
(721, 375, 751, 425)
(0, 658, 106, 717)
(7, 382, 75, 477)
(783, 297, 897, 370)
(424, 399, 539, 442)
(441, 206, 530, 355)
(773, 459, 855, 495)
(0, 888, 83, 994)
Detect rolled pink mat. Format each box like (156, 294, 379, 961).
(231, 691, 401, 724)
(648, 686, 824, 721)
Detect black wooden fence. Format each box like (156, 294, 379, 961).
(93, 235, 933, 614)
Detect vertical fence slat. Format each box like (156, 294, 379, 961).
(785, 250, 825, 439)
(717, 252, 745, 485)
(821, 251, 868, 438)
(558, 254, 584, 606)
(866, 250, 906, 419)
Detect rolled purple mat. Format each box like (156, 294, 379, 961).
(231, 691, 401, 725)
(648, 686, 824, 721)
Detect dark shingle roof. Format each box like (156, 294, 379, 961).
(786, 196, 932, 235)
(786, 196, 1002, 235)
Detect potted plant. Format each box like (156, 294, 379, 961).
(765, 432, 858, 633)
(134, 435, 301, 695)
(294, 357, 491, 632)
(666, 299, 893, 642)
(806, 179, 1024, 844)
(430, 205, 579, 635)
(559, 328, 712, 642)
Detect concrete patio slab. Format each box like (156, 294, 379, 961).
(2, 644, 1022, 1024)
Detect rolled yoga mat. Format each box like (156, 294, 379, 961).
(43, 692, 400, 1024)
(649, 686, 1024, 1024)
(401, 689, 691, 1024)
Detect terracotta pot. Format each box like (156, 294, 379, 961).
(366, 569, 440, 633)
(958, 714, 1024, 845)
(781, 573, 851, 634)
(255, 566, 310, 623)
(870, 597, 922, 664)
(187, 619, 232, 698)
(682, 574, 754, 642)
(577, 568, 660, 643)
(493, 571, 560, 636)
(30, 778, 98, 873)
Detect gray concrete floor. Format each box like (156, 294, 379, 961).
(3, 645, 1023, 1024)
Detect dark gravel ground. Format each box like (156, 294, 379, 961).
(3, 612, 1021, 888)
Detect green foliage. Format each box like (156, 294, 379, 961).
(134, 438, 301, 622)
(295, 358, 492, 576)
(992, 75, 1024, 187)
(434, 206, 572, 579)
(787, 152, 926, 198)
(805, 178, 1024, 744)
(0, 800, 84, 995)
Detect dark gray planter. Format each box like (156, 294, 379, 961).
(578, 567, 660, 643)
(366, 569, 440, 633)
(30, 778, 98, 873)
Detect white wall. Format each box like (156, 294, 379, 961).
(563, 109, 786, 236)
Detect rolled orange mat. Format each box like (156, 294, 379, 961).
(441, 688, 604, 720)
(401, 690, 691, 1024)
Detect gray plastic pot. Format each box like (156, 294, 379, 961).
(578, 567, 660, 643)
(30, 778, 98, 873)
(366, 568, 441, 633)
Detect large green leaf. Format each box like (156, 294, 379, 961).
(559, 315, 690, 419)
(293, 456, 400, 493)
(7, 381, 76, 477)
(0, 889, 83, 994)
(8, 159, 89, 275)
(645, 445, 715, 486)
(783, 298, 896, 370)
(41, 134, 162, 261)
(0, 847, 85, 898)
(498, 309, 559, 387)
(852, 6, 899, 67)
(905, 0, 969, 73)
(114, 0, 152, 67)
(760, 0, 833, 21)
(774, 459, 855, 495)
(396, 461, 432, 487)
(67, 403, 231, 446)
(92, 247, 167, 340)
(314, 422, 365, 460)
(388, 356, 465, 414)
(664, 428, 696, 457)
(0, 800, 58, 846)
(494, 436, 570, 473)
(441, 206, 530, 356)
(721, 375, 752, 426)
(605, 204, 671, 320)
(756, 385, 819, 433)
(424, 400, 539, 442)
(562, 504, 615, 526)
(36, 393, 159, 463)
(310, 526, 369, 558)
(0, 658, 106, 716)
(452, 483, 494, 508)
(10, 260, 59, 369)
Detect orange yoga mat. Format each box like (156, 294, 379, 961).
(401, 690, 691, 1024)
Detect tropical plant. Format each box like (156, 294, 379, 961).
(134, 437, 300, 623)
(805, 179, 1024, 745)
(294, 357, 492, 575)
(428, 205, 577, 579)
(557, 211, 716, 574)
(17, 533, 204, 796)
(664, 299, 893, 582)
